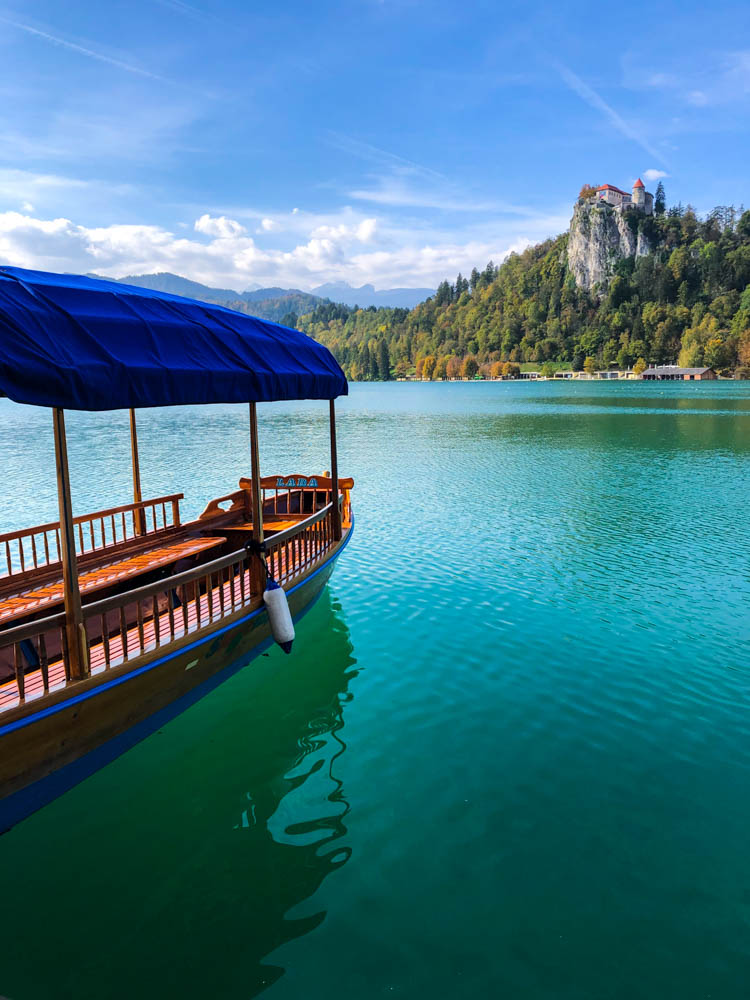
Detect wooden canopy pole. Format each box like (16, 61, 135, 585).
(52, 408, 89, 680)
(248, 402, 265, 597)
(129, 408, 145, 535)
(329, 399, 342, 540)
(249, 402, 264, 547)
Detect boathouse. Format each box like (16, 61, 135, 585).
(641, 366, 717, 381)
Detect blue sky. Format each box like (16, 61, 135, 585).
(0, 0, 748, 290)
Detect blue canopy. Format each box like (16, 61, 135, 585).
(0, 266, 347, 410)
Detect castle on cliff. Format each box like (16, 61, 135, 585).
(596, 178, 653, 215)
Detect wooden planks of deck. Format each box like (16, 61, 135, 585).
(0, 537, 226, 626)
(0, 528, 324, 715)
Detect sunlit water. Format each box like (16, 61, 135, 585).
(2, 381, 750, 999)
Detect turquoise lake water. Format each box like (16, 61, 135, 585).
(1, 380, 750, 998)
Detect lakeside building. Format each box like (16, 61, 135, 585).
(641, 366, 717, 381)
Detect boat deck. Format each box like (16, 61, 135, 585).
(0, 524, 321, 716)
(0, 536, 226, 625)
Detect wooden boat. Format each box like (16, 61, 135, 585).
(0, 266, 354, 833)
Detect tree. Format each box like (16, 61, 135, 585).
(655, 181, 666, 215)
(360, 343, 374, 380)
(583, 356, 597, 374)
(461, 355, 479, 379)
(433, 357, 448, 380)
(295, 196, 750, 383)
(422, 355, 436, 380)
(446, 355, 462, 379)
(540, 361, 556, 378)
(435, 280, 452, 306)
(633, 357, 647, 375)
(491, 361, 503, 379)
(377, 339, 391, 380)
(602, 338, 619, 367)
(578, 183, 597, 200)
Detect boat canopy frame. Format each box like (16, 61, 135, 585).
(0, 266, 347, 680)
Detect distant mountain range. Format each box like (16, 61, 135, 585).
(97, 272, 434, 321)
(103, 272, 322, 324)
(310, 281, 434, 309)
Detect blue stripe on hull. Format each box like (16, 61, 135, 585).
(0, 522, 352, 834)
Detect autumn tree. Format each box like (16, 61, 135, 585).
(446, 355, 462, 379)
(578, 183, 597, 200)
(491, 361, 503, 379)
(461, 355, 479, 379)
(583, 356, 597, 374)
(633, 357, 647, 375)
(422, 355, 436, 380)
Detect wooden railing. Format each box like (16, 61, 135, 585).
(0, 500, 342, 711)
(0, 495, 183, 581)
(237, 474, 353, 524)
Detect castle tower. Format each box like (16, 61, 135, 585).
(632, 177, 646, 210)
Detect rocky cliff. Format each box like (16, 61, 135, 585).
(567, 199, 651, 293)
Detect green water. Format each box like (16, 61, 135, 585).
(2, 381, 750, 999)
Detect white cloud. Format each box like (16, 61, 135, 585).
(258, 218, 278, 232)
(555, 62, 668, 166)
(309, 218, 377, 242)
(194, 214, 247, 238)
(643, 169, 669, 182)
(21, 201, 34, 212)
(0, 203, 570, 291)
(687, 90, 709, 106)
(0, 15, 172, 84)
(627, 49, 750, 109)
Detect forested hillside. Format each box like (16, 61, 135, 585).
(297, 200, 750, 379)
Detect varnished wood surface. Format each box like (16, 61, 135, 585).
(0, 552, 343, 811)
(221, 520, 301, 534)
(0, 524, 341, 715)
(0, 536, 226, 626)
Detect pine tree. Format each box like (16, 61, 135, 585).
(655, 181, 666, 215)
(377, 339, 391, 380)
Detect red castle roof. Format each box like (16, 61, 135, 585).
(596, 184, 629, 196)
(633, 178, 645, 188)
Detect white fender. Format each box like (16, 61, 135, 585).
(263, 577, 295, 653)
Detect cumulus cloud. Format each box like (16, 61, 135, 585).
(194, 214, 247, 238)
(258, 218, 278, 232)
(0, 205, 567, 290)
(309, 218, 377, 242)
(643, 169, 669, 182)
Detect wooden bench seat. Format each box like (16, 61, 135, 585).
(221, 520, 301, 534)
(0, 536, 226, 626)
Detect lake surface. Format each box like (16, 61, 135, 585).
(2, 380, 750, 999)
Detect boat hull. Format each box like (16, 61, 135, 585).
(0, 529, 351, 833)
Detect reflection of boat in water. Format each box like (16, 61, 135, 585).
(230, 592, 356, 995)
(0, 267, 354, 832)
(0, 590, 358, 1000)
